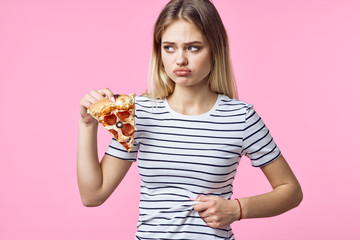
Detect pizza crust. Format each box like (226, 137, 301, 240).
(87, 98, 115, 118)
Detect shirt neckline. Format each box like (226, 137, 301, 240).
(164, 94, 222, 120)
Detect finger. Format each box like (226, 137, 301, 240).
(196, 195, 216, 202)
(199, 213, 224, 230)
(190, 194, 203, 201)
(203, 215, 216, 223)
(80, 98, 92, 109)
(206, 221, 222, 229)
(88, 90, 105, 100)
(194, 201, 211, 213)
(98, 88, 114, 100)
(198, 209, 212, 219)
(84, 94, 99, 105)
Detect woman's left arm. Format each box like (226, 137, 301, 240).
(239, 154, 303, 219)
(194, 155, 303, 228)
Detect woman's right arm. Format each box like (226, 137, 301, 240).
(77, 89, 133, 207)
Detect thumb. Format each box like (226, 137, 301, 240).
(194, 201, 210, 212)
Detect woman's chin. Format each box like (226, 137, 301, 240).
(172, 77, 192, 86)
(172, 77, 208, 88)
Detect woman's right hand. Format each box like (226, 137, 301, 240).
(79, 88, 115, 125)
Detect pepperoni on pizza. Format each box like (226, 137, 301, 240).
(88, 94, 136, 152)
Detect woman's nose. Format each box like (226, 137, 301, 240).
(176, 51, 188, 66)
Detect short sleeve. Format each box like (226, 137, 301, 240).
(241, 106, 281, 167)
(105, 138, 139, 161)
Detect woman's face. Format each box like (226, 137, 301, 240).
(161, 20, 212, 88)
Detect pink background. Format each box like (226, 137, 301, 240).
(1, 0, 359, 239)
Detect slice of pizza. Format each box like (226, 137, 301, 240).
(88, 94, 136, 152)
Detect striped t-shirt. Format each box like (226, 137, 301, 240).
(105, 94, 281, 240)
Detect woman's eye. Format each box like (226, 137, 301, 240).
(164, 46, 174, 52)
(188, 46, 200, 52)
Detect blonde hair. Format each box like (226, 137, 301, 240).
(147, 0, 238, 99)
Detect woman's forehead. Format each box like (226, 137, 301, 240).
(162, 20, 206, 44)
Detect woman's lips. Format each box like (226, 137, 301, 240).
(174, 68, 191, 76)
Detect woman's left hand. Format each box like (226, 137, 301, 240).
(193, 195, 240, 228)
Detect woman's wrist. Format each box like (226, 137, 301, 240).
(234, 198, 247, 220)
(79, 118, 98, 128)
(234, 199, 242, 221)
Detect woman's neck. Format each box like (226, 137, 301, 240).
(167, 85, 218, 115)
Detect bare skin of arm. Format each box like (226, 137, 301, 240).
(194, 155, 303, 228)
(77, 88, 133, 207)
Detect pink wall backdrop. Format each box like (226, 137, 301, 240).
(1, 0, 359, 239)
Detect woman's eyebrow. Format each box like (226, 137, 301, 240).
(162, 41, 204, 45)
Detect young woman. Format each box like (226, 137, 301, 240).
(77, 0, 303, 239)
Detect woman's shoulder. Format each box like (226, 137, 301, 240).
(135, 94, 166, 109)
(218, 94, 253, 109)
(135, 94, 151, 102)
